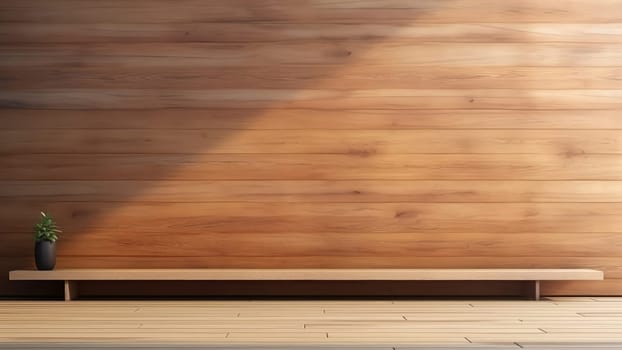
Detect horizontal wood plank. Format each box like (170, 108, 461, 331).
(4, 23, 622, 44)
(1, 153, 620, 180)
(3, 255, 618, 296)
(2, 202, 622, 234)
(8, 268, 604, 281)
(3, 232, 622, 258)
(2, 0, 622, 24)
(3, 66, 622, 90)
(4, 66, 622, 90)
(4, 43, 622, 67)
(4, 89, 622, 110)
(3, 180, 622, 203)
(0, 22, 622, 44)
(2, 109, 622, 130)
(1, 129, 621, 154)
(5, 256, 622, 276)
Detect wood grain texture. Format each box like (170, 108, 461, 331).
(3, 23, 622, 44)
(4, 43, 622, 68)
(2, 0, 622, 297)
(2, 154, 621, 180)
(2, 129, 621, 154)
(5, 256, 622, 274)
(4, 180, 622, 203)
(4, 232, 622, 258)
(2, 202, 622, 234)
(2, 0, 622, 24)
(0, 298, 621, 346)
(2, 109, 622, 130)
(5, 66, 622, 90)
(9, 268, 604, 281)
(3, 89, 622, 110)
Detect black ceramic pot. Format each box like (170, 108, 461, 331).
(35, 240, 56, 270)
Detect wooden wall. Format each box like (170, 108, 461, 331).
(1, 0, 622, 297)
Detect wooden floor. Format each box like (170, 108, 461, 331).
(1, 297, 622, 349)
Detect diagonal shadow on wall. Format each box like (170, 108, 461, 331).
(0, 0, 458, 297)
(2, 0, 609, 298)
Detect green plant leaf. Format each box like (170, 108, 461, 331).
(34, 211, 61, 242)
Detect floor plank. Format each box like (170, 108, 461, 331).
(0, 298, 620, 347)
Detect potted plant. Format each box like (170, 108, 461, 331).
(33, 212, 61, 270)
